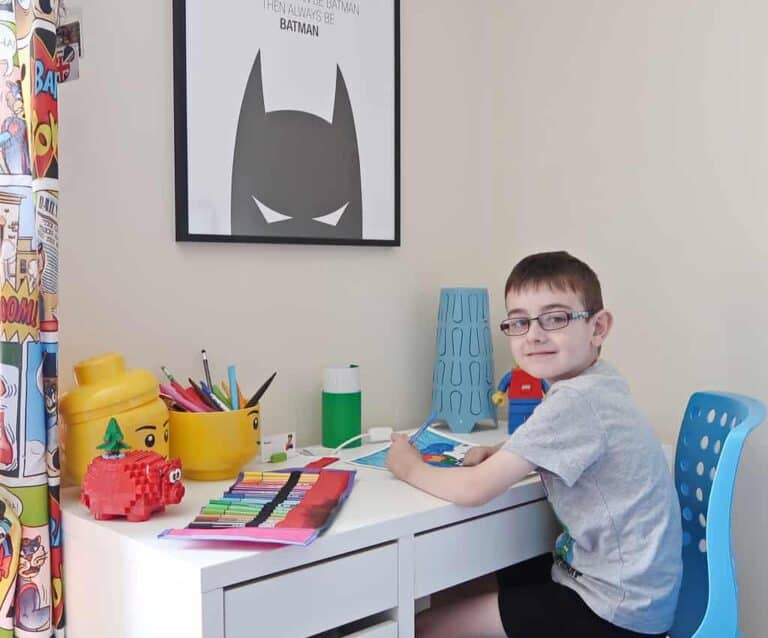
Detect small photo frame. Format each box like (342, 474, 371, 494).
(261, 431, 297, 463)
(173, 0, 400, 246)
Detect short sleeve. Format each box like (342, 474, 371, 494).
(503, 387, 606, 487)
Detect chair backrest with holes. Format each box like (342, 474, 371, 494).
(669, 392, 765, 638)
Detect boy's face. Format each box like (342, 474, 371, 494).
(505, 284, 612, 384)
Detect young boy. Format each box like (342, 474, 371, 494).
(386, 251, 682, 638)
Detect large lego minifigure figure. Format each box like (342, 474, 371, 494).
(492, 366, 548, 433)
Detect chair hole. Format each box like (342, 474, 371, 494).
(700, 436, 709, 450)
(699, 539, 707, 553)
(682, 506, 693, 521)
(682, 434, 689, 447)
(679, 482, 690, 496)
(706, 409, 716, 423)
(696, 462, 704, 476)
(696, 487, 704, 502)
(731, 416, 737, 430)
(695, 407, 703, 418)
(720, 412, 728, 426)
(699, 513, 706, 528)
(679, 458, 690, 472)
(682, 531, 692, 546)
(709, 467, 716, 481)
(713, 440, 721, 454)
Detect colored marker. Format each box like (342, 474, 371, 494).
(228, 365, 239, 409)
(160, 383, 206, 413)
(211, 384, 232, 409)
(221, 381, 232, 407)
(160, 366, 192, 398)
(245, 372, 277, 408)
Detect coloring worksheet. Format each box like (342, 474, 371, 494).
(348, 428, 472, 470)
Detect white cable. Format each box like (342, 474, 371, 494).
(331, 433, 367, 455)
(331, 427, 393, 455)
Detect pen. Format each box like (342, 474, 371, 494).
(201, 349, 213, 389)
(245, 371, 277, 408)
(408, 411, 438, 444)
(228, 365, 240, 409)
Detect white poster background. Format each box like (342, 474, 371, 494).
(184, 0, 396, 240)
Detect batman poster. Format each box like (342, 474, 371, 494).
(174, 0, 399, 246)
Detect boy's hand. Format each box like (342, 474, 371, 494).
(386, 433, 423, 481)
(462, 445, 497, 467)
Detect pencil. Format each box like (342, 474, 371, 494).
(201, 349, 213, 389)
(245, 372, 277, 408)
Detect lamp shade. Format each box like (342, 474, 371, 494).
(431, 288, 497, 433)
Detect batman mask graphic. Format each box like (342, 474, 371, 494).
(231, 51, 363, 240)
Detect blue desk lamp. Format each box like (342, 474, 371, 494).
(430, 288, 497, 433)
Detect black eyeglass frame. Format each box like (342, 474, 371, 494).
(499, 310, 596, 336)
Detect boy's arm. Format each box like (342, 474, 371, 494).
(386, 435, 535, 507)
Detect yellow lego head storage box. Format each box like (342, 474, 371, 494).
(60, 353, 169, 484)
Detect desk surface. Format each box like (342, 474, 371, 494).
(61, 425, 554, 638)
(62, 425, 543, 589)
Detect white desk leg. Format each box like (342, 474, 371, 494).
(202, 588, 225, 638)
(396, 534, 416, 638)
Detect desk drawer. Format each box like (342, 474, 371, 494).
(414, 499, 557, 597)
(225, 544, 398, 638)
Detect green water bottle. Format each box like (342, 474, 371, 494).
(322, 365, 362, 449)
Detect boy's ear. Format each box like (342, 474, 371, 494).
(591, 309, 613, 347)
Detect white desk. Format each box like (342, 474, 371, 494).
(62, 428, 558, 638)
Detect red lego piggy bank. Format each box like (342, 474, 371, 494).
(81, 450, 185, 522)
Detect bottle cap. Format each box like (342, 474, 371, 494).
(322, 365, 360, 394)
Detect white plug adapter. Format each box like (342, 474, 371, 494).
(367, 427, 394, 442)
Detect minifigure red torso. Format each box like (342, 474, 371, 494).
(506, 368, 546, 400)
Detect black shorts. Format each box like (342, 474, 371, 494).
(496, 554, 668, 638)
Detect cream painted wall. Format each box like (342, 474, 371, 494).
(58, 0, 766, 634)
(490, 2, 767, 634)
(58, 0, 497, 443)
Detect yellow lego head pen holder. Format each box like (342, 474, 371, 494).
(169, 404, 261, 481)
(60, 353, 170, 484)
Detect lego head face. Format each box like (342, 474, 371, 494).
(122, 416, 170, 455)
(160, 458, 185, 505)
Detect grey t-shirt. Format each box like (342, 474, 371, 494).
(503, 359, 682, 634)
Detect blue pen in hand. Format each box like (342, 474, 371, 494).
(409, 411, 438, 445)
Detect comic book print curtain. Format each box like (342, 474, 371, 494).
(0, 1, 63, 637)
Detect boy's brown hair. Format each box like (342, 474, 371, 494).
(504, 251, 603, 312)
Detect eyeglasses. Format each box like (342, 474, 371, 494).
(499, 310, 595, 336)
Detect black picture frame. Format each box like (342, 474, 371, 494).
(173, 0, 400, 246)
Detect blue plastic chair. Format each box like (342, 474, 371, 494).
(669, 392, 765, 638)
